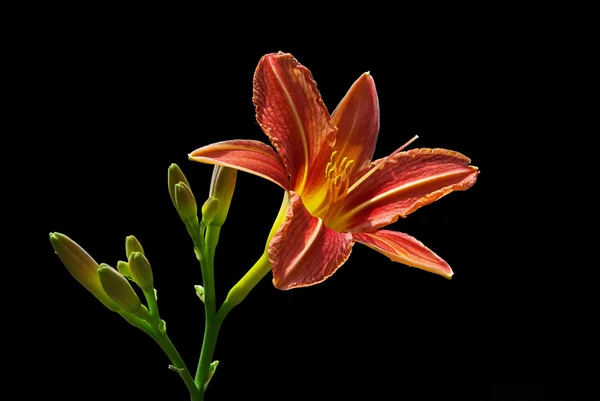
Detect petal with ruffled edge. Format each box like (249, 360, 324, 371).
(335, 148, 479, 232)
(331, 72, 380, 173)
(268, 191, 354, 290)
(253, 52, 337, 195)
(189, 140, 290, 190)
(353, 230, 453, 278)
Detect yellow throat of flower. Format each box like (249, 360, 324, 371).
(304, 135, 420, 232)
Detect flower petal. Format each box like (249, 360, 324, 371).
(331, 72, 380, 172)
(268, 191, 354, 290)
(253, 52, 337, 194)
(189, 140, 290, 190)
(353, 230, 453, 278)
(337, 148, 479, 232)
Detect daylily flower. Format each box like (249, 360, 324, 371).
(190, 52, 478, 290)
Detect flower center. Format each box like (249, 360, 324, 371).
(311, 151, 355, 223)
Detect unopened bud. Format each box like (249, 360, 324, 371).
(208, 166, 237, 227)
(116, 260, 131, 278)
(201, 197, 219, 225)
(128, 252, 153, 291)
(168, 164, 191, 209)
(125, 235, 144, 258)
(49, 232, 119, 311)
(98, 264, 143, 315)
(195, 285, 205, 303)
(204, 360, 220, 391)
(174, 182, 197, 220)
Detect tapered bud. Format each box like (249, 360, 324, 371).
(125, 235, 144, 258)
(204, 360, 220, 391)
(128, 252, 153, 291)
(116, 260, 131, 278)
(195, 285, 205, 303)
(98, 264, 142, 314)
(174, 182, 197, 220)
(168, 164, 191, 208)
(201, 197, 219, 225)
(208, 166, 236, 227)
(50, 232, 119, 311)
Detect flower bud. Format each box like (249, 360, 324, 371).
(116, 260, 131, 278)
(195, 285, 205, 303)
(174, 182, 198, 220)
(204, 360, 219, 391)
(201, 197, 219, 225)
(168, 164, 191, 209)
(125, 235, 144, 258)
(98, 264, 142, 314)
(208, 166, 237, 227)
(128, 252, 153, 291)
(50, 232, 119, 311)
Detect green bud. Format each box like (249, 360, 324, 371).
(116, 260, 131, 278)
(98, 264, 143, 314)
(174, 182, 197, 220)
(208, 166, 237, 227)
(168, 164, 191, 209)
(201, 197, 219, 225)
(128, 252, 153, 291)
(49, 232, 119, 311)
(125, 235, 144, 258)
(195, 285, 205, 303)
(204, 360, 219, 391)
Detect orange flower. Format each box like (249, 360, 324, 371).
(190, 52, 478, 290)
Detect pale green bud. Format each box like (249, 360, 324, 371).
(201, 196, 219, 225)
(116, 260, 131, 278)
(204, 360, 219, 391)
(125, 235, 144, 258)
(174, 182, 197, 220)
(128, 252, 153, 291)
(168, 164, 191, 208)
(98, 264, 142, 314)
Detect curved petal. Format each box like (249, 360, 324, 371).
(189, 140, 290, 190)
(336, 148, 479, 232)
(353, 230, 453, 278)
(253, 52, 337, 194)
(331, 72, 380, 172)
(268, 191, 354, 290)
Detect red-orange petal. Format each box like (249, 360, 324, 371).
(337, 148, 479, 232)
(268, 191, 354, 290)
(331, 72, 380, 173)
(253, 52, 337, 195)
(189, 140, 290, 190)
(353, 230, 453, 278)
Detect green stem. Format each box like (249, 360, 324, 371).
(118, 310, 200, 400)
(154, 330, 201, 401)
(193, 192, 289, 399)
(195, 245, 217, 395)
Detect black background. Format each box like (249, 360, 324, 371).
(22, 7, 596, 401)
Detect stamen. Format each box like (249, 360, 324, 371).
(339, 157, 348, 171)
(346, 135, 419, 195)
(327, 168, 335, 178)
(344, 160, 354, 175)
(330, 151, 338, 164)
(334, 176, 342, 186)
(325, 162, 334, 177)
